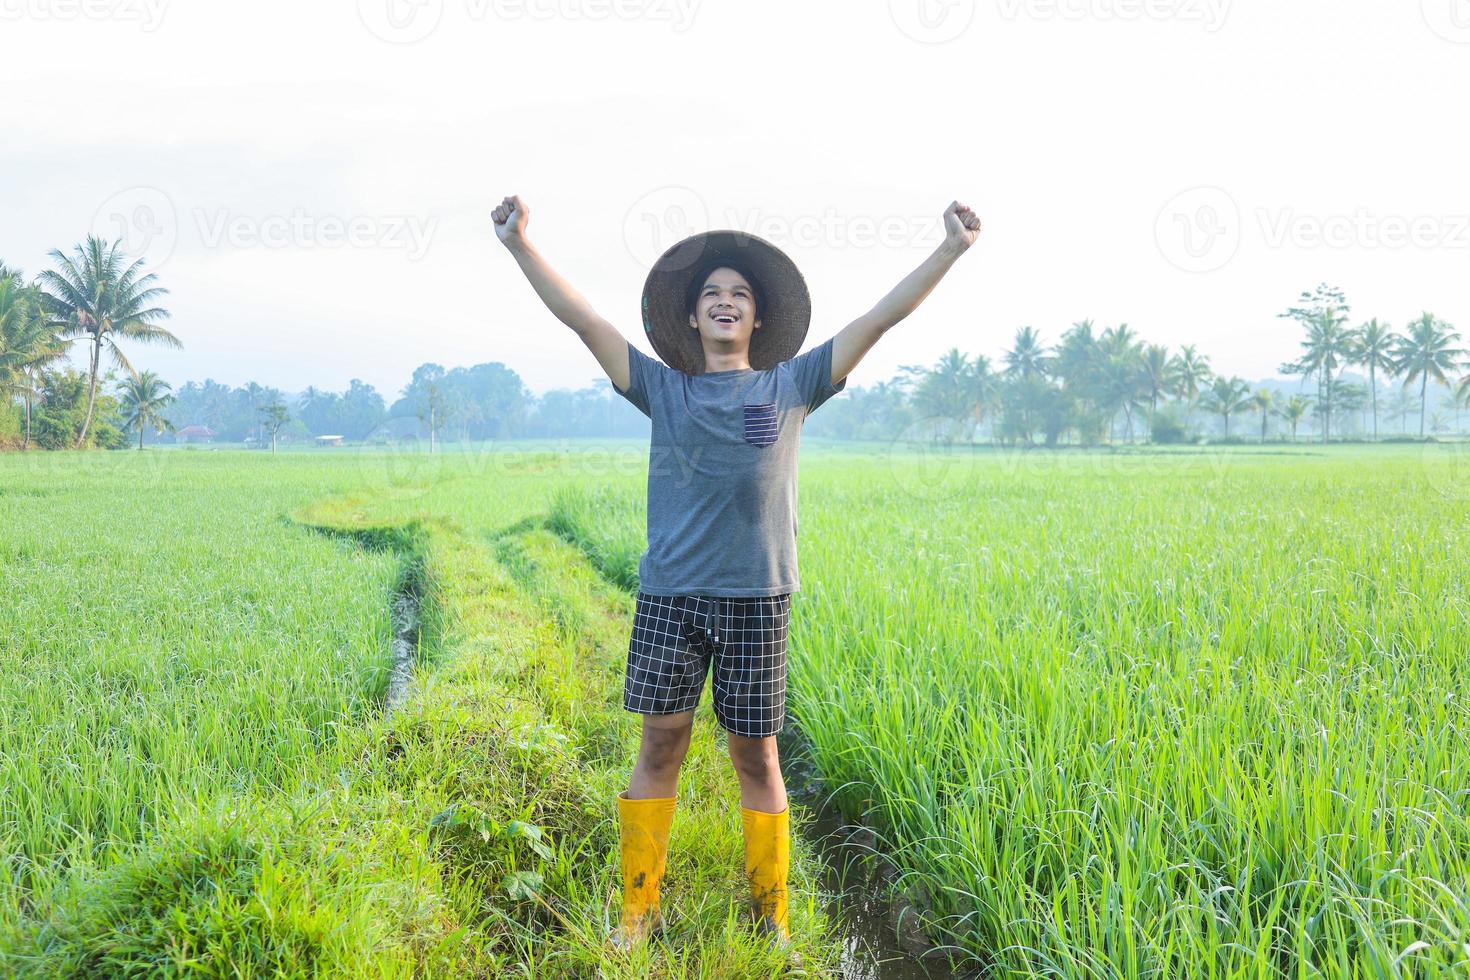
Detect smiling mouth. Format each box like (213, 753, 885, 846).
(712, 311, 738, 324)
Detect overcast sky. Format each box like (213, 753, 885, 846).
(3, 0, 1468, 399)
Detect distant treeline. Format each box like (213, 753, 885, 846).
(3, 235, 1466, 450)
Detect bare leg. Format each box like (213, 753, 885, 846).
(627, 710, 695, 799)
(727, 732, 788, 813)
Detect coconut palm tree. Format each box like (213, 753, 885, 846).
(38, 236, 180, 447)
(1203, 376, 1252, 437)
(965, 355, 1000, 443)
(1168, 345, 1212, 431)
(910, 348, 979, 444)
(1456, 374, 1470, 434)
(0, 274, 70, 450)
(118, 370, 176, 449)
(1286, 305, 1353, 443)
(1349, 318, 1399, 441)
(1003, 326, 1050, 381)
(1280, 396, 1310, 442)
(1385, 387, 1417, 435)
(1393, 313, 1464, 438)
(1251, 388, 1276, 442)
(1137, 343, 1173, 438)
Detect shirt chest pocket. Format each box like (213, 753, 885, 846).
(741, 401, 779, 447)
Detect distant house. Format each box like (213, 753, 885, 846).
(315, 434, 345, 447)
(176, 425, 216, 444)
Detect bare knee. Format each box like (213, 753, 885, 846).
(637, 721, 692, 774)
(727, 735, 781, 783)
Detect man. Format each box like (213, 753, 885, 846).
(491, 195, 981, 956)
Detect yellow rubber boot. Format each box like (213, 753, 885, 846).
(610, 791, 676, 950)
(740, 804, 791, 940)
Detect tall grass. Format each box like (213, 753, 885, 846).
(556, 446, 1470, 977)
(0, 453, 398, 922)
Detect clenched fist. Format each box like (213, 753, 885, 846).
(492, 195, 529, 246)
(943, 201, 982, 251)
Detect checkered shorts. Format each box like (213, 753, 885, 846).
(623, 592, 791, 738)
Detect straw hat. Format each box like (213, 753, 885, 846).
(639, 230, 811, 376)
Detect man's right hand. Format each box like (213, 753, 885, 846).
(492, 195, 528, 246)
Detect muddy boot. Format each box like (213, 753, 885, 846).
(741, 804, 803, 967)
(609, 792, 676, 952)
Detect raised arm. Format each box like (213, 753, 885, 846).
(829, 200, 982, 386)
(492, 195, 632, 393)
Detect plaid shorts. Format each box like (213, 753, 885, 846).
(623, 592, 792, 738)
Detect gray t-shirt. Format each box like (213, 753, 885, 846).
(612, 336, 848, 597)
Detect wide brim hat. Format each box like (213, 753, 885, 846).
(640, 230, 811, 376)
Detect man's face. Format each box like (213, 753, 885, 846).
(688, 267, 761, 347)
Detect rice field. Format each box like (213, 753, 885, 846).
(2, 441, 1468, 977)
(552, 442, 1470, 977)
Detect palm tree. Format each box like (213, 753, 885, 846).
(0, 274, 70, 450)
(118, 370, 176, 449)
(1393, 313, 1464, 438)
(1385, 387, 1417, 435)
(1349, 318, 1399, 441)
(1168, 345, 1212, 431)
(1002, 327, 1051, 445)
(1288, 306, 1352, 443)
(38, 236, 180, 447)
(1280, 396, 1310, 442)
(965, 355, 1000, 443)
(1251, 388, 1276, 442)
(1203, 376, 1252, 437)
(1137, 343, 1173, 438)
(909, 348, 978, 444)
(1003, 326, 1050, 381)
(1456, 374, 1470, 433)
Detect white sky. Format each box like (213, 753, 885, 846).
(2, 0, 1468, 399)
